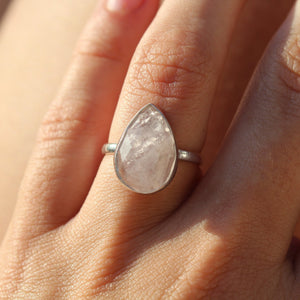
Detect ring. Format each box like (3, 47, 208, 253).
(102, 104, 201, 194)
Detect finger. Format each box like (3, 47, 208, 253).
(202, 0, 294, 173)
(192, 1, 300, 262)
(13, 0, 159, 232)
(83, 0, 246, 229)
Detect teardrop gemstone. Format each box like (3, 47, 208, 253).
(114, 104, 177, 194)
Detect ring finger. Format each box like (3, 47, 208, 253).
(82, 0, 246, 230)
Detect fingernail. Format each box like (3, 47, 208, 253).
(107, 0, 144, 14)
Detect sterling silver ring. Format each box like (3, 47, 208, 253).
(102, 104, 201, 195)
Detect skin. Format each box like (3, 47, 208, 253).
(1, 0, 300, 298)
(0, 0, 99, 240)
(0, 0, 294, 239)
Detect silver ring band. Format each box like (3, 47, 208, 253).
(102, 143, 201, 164)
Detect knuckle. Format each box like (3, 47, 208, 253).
(279, 33, 300, 92)
(127, 29, 209, 103)
(74, 18, 122, 63)
(163, 238, 237, 299)
(177, 236, 275, 299)
(197, 243, 243, 297)
(75, 40, 121, 63)
(262, 33, 300, 122)
(38, 101, 94, 146)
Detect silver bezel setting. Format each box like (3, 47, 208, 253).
(113, 104, 178, 195)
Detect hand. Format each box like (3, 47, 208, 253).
(1, 0, 300, 298)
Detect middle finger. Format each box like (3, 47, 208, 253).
(192, 1, 300, 262)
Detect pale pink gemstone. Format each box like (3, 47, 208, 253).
(115, 104, 177, 194)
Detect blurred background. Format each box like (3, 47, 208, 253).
(0, 0, 10, 21)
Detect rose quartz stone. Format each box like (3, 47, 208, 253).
(115, 104, 177, 194)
